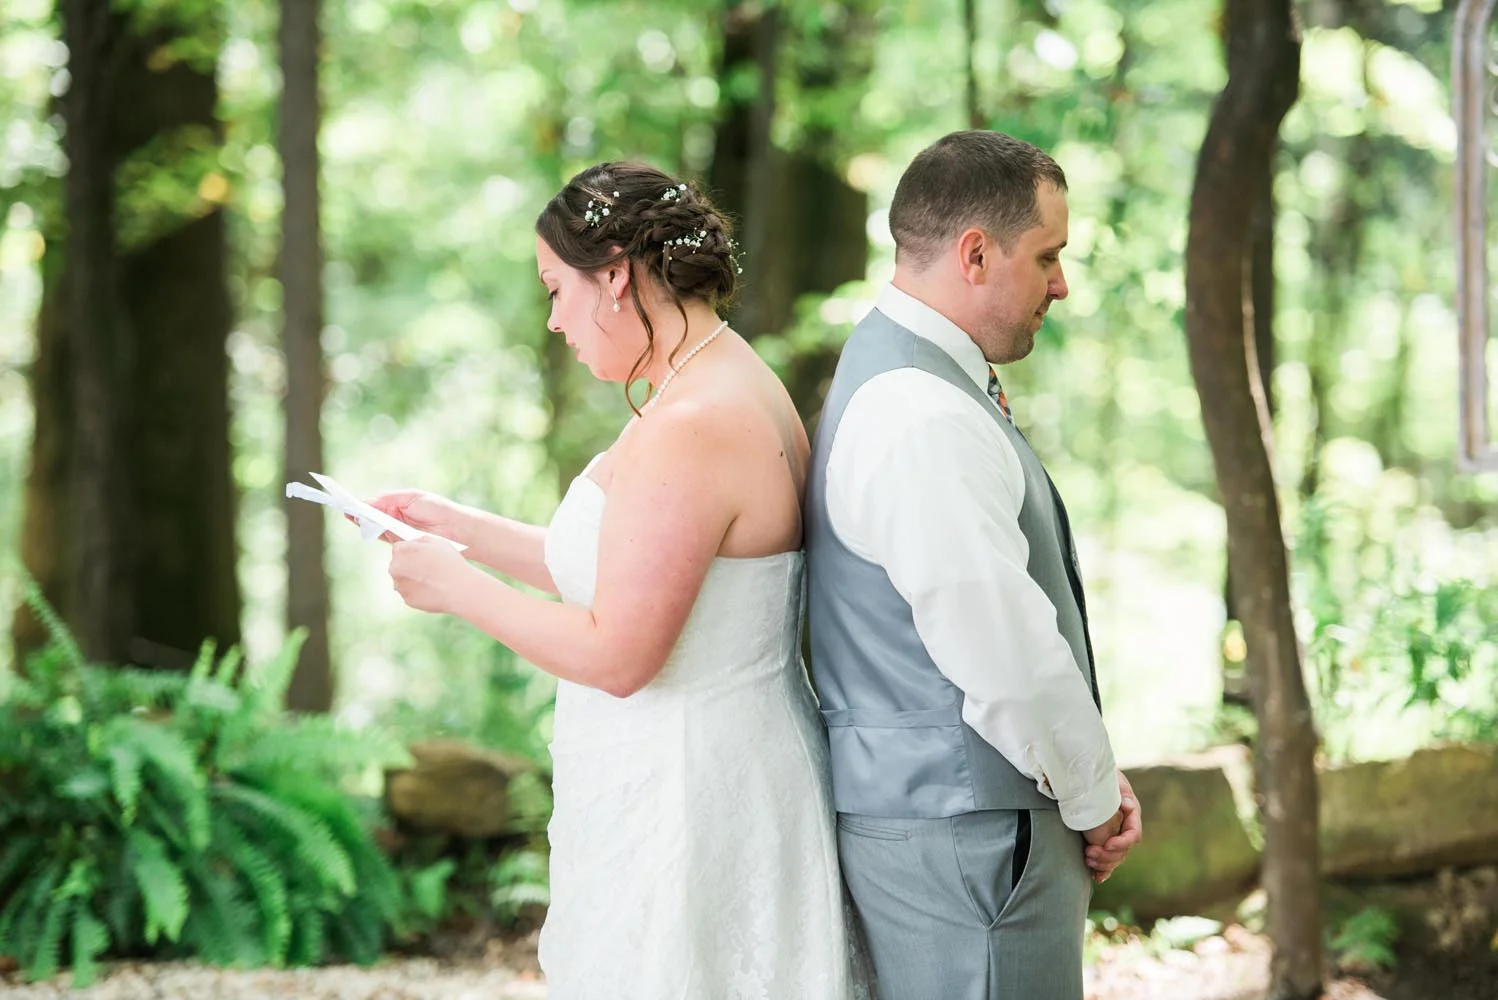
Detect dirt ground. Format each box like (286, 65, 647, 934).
(3, 924, 1494, 999)
(1082, 921, 1498, 1000)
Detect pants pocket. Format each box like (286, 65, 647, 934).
(951, 809, 1029, 929)
(837, 815, 912, 842)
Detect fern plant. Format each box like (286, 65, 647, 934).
(0, 584, 426, 985)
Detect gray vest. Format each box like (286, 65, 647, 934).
(806, 308, 1099, 818)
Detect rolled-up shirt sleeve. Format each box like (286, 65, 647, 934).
(826, 368, 1121, 831)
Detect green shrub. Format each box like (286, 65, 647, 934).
(1329, 905, 1399, 973)
(1295, 497, 1498, 760)
(0, 585, 424, 985)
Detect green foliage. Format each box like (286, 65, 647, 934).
(1296, 493, 1498, 761)
(405, 858, 457, 924)
(1329, 905, 1400, 973)
(115, 124, 229, 253)
(0, 587, 416, 985)
(490, 847, 550, 927)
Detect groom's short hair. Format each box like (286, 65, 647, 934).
(890, 130, 1067, 270)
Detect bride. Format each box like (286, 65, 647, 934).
(370, 162, 869, 998)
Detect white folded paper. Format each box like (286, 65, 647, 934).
(285, 473, 467, 551)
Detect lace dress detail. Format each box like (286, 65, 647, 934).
(538, 470, 871, 999)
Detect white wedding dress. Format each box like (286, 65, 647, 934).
(538, 463, 867, 999)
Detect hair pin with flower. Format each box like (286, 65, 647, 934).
(583, 190, 622, 229)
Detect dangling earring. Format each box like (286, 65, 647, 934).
(612, 297, 621, 313)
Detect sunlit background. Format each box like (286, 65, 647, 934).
(2, 0, 1495, 779)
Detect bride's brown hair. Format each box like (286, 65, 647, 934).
(535, 162, 740, 410)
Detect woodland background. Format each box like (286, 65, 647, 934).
(1, 0, 1496, 997)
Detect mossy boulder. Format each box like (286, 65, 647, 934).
(1321, 743, 1498, 879)
(1091, 746, 1260, 920)
(385, 738, 539, 839)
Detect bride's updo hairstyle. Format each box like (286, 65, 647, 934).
(536, 162, 740, 404)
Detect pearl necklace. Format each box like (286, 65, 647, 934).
(642, 319, 729, 412)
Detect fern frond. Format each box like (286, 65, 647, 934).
(322, 800, 403, 931)
(126, 829, 188, 945)
(284, 899, 325, 967)
(408, 859, 455, 921)
(328, 898, 382, 966)
(80, 665, 187, 716)
(114, 717, 209, 849)
(0, 855, 62, 975)
(69, 909, 109, 988)
(493, 880, 551, 909)
(225, 714, 411, 781)
(25, 891, 71, 982)
(20, 581, 85, 672)
(179, 855, 262, 967)
(240, 629, 307, 715)
(502, 770, 555, 833)
(215, 783, 355, 897)
(104, 737, 144, 825)
(182, 676, 241, 721)
(0, 831, 44, 896)
(215, 814, 291, 965)
(344, 829, 404, 929)
(100, 850, 141, 953)
(491, 847, 550, 924)
(212, 644, 243, 687)
(189, 638, 218, 682)
(265, 779, 404, 941)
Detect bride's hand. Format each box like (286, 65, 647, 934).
(365, 490, 464, 544)
(389, 535, 470, 613)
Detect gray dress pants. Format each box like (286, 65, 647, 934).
(837, 808, 1092, 1000)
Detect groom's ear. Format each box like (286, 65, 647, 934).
(956, 228, 988, 285)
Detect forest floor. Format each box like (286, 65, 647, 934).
(2, 923, 1494, 999)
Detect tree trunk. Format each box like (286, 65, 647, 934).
(15, 6, 240, 668)
(709, 0, 870, 369)
(58, 1, 128, 662)
(1222, 149, 1279, 710)
(280, 0, 332, 711)
(1184, 2, 1320, 997)
(709, 1, 780, 339)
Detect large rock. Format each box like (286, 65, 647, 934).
(1321, 743, 1498, 879)
(385, 738, 538, 839)
(1091, 746, 1260, 921)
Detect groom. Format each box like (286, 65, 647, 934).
(806, 130, 1142, 998)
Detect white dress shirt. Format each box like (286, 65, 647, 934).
(824, 284, 1121, 832)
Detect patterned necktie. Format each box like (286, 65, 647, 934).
(986, 369, 1013, 424)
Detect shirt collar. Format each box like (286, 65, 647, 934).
(874, 283, 992, 393)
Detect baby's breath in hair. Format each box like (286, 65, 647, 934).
(536, 161, 742, 413)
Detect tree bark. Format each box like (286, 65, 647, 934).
(709, 0, 870, 366)
(280, 0, 332, 711)
(15, 6, 240, 668)
(1184, 2, 1320, 997)
(1222, 146, 1279, 710)
(58, 1, 128, 662)
(709, 1, 780, 338)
